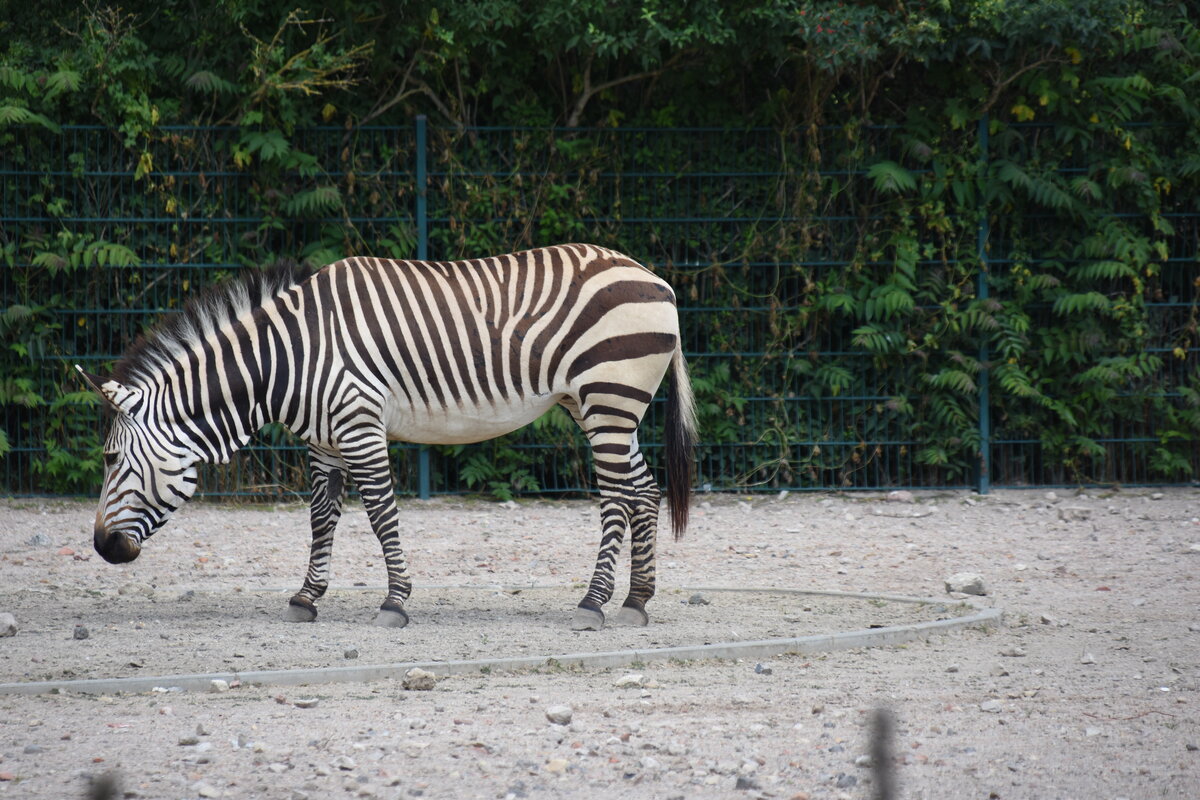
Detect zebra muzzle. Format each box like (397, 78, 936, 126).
(94, 525, 141, 564)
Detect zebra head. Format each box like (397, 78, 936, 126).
(77, 366, 201, 564)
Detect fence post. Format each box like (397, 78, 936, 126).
(976, 114, 991, 495)
(416, 115, 432, 500)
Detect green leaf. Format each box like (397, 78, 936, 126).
(866, 161, 917, 194)
(0, 105, 60, 132)
(43, 70, 82, 100)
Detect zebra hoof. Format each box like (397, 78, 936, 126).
(372, 605, 409, 628)
(612, 605, 649, 627)
(570, 606, 605, 631)
(285, 597, 317, 622)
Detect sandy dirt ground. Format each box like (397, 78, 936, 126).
(0, 488, 1197, 799)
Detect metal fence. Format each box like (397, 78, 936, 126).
(1, 119, 1197, 498)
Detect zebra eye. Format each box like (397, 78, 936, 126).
(104, 451, 119, 467)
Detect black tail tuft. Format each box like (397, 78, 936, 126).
(665, 344, 696, 540)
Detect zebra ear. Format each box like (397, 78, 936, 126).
(76, 365, 143, 415)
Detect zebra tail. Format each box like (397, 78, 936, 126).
(665, 341, 697, 541)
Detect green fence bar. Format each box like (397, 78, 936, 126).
(976, 114, 991, 496)
(415, 115, 432, 500)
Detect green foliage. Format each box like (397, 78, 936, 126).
(0, 0, 1197, 494)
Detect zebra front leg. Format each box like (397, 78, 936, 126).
(286, 449, 347, 622)
(344, 438, 412, 628)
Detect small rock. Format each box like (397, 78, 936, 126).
(979, 700, 1003, 713)
(1044, 491, 1059, 502)
(615, 673, 644, 688)
(854, 754, 872, 767)
(332, 755, 357, 771)
(208, 679, 229, 693)
(1186, 743, 1198, 752)
(343, 648, 359, 660)
(402, 668, 437, 691)
(990, 664, 1009, 677)
(886, 490, 915, 503)
(944, 572, 986, 596)
(23, 744, 43, 754)
(1085, 727, 1102, 737)
(1150, 492, 1165, 500)
(178, 736, 200, 746)
(72, 624, 89, 640)
(999, 647, 1027, 658)
(544, 758, 568, 773)
(835, 773, 857, 788)
(639, 756, 661, 770)
(25, 532, 52, 547)
(946, 664, 960, 673)
(195, 782, 220, 798)
(293, 698, 319, 709)
(545, 705, 573, 726)
(734, 776, 760, 790)
(1080, 652, 1096, 665)
(0, 613, 16, 637)
(687, 593, 711, 606)
(1057, 506, 1092, 522)
(754, 663, 773, 675)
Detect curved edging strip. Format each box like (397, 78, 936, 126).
(0, 587, 1002, 696)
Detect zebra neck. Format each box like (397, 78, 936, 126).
(162, 316, 276, 466)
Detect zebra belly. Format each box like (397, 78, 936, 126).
(382, 393, 563, 445)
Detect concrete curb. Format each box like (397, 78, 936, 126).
(0, 586, 1001, 696)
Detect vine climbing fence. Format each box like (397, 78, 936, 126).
(2, 118, 1198, 499)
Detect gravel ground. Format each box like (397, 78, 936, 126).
(0, 488, 1198, 799)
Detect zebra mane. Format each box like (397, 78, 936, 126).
(112, 260, 310, 386)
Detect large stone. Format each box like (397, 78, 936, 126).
(0, 613, 16, 637)
(402, 668, 437, 691)
(545, 705, 573, 726)
(944, 572, 987, 596)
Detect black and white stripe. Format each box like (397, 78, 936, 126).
(81, 244, 696, 628)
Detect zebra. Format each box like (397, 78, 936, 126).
(79, 243, 697, 630)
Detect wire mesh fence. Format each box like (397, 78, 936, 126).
(1, 119, 1197, 498)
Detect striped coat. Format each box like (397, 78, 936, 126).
(82, 244, 696, 629)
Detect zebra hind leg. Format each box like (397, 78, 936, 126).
(286, 451, 347, 622)
(571, 490, 632, 631)
(612, 477, 660, 627)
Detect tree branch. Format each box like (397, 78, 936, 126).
(979, 47, 1066, 115)
(565, 52, 667, 127)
